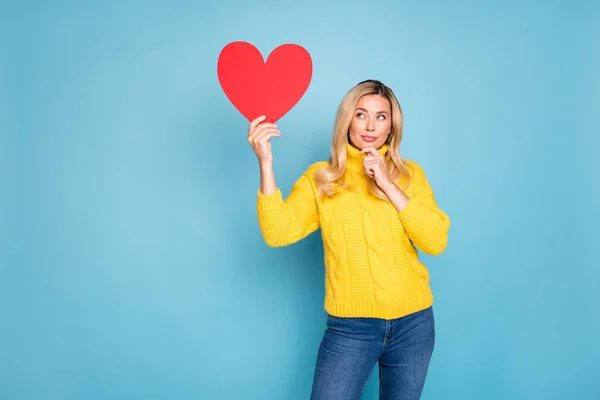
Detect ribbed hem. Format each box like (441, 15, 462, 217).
(256, 188, 283, 208)
(324, 289, 433, 320)
(397, 196, 422, 224)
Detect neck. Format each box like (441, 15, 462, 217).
(345, 143, 389, 173)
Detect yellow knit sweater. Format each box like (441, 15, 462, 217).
(256, 143, 450, 319)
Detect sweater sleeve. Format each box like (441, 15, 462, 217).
(256, 171, 320, 247)
(397, 164, 450, 256)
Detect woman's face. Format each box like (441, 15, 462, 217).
(348, 94, 392, 150)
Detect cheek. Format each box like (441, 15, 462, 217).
(349, 119, 363, 134)
(379, 120, 392, 132)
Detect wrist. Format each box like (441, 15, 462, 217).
(380, 179, 397, 194)
(259, 159, 273, 168)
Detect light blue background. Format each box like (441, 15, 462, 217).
(2, 1, 599, 399)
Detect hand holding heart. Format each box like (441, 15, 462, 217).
(361, 147, 394, 190)
(248, 115, 280, 164)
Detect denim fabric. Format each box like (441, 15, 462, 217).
(310, 307, 435, 400)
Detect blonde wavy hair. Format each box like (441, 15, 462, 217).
(314, 79, 412, 201)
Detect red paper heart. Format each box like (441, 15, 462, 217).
(217, 41, 312, 123)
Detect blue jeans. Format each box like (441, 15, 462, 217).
(310, 306, 435, 400)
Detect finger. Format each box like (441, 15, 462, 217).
(248, 119, 276, 137)
(363, 161, 376, 170)
(363, 159, 382, 168)
(363, 161, 385, 176)
(256, 130, 281, 144)
(364, 166, 380, 173)
(364, 156, 385, 165)
(250, 128, 280, 143)
(249, 126, 280, 142)
(249, 122, 277, 138)
(249, 115, 267, 133)
(360, 147, 379, 157)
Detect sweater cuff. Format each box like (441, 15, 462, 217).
(397, 196, 422, 224)
(257, 188, 283, 208)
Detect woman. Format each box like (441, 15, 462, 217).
(247, 79, 450, 399)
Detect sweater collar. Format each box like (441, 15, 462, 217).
(345, 143, 389, 173)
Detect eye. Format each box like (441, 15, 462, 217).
(356, 112, 365, 118)
(377, 115, 386, 120)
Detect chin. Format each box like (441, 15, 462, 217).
(360, 139, 385, 148)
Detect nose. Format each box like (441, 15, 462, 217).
(366, 117, 375, 132)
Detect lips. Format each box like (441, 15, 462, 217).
(361, 135, 377, 142)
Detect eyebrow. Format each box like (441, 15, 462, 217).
(356, 107, 389, 114)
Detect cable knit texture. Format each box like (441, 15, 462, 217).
(256, 143, 450, 319)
